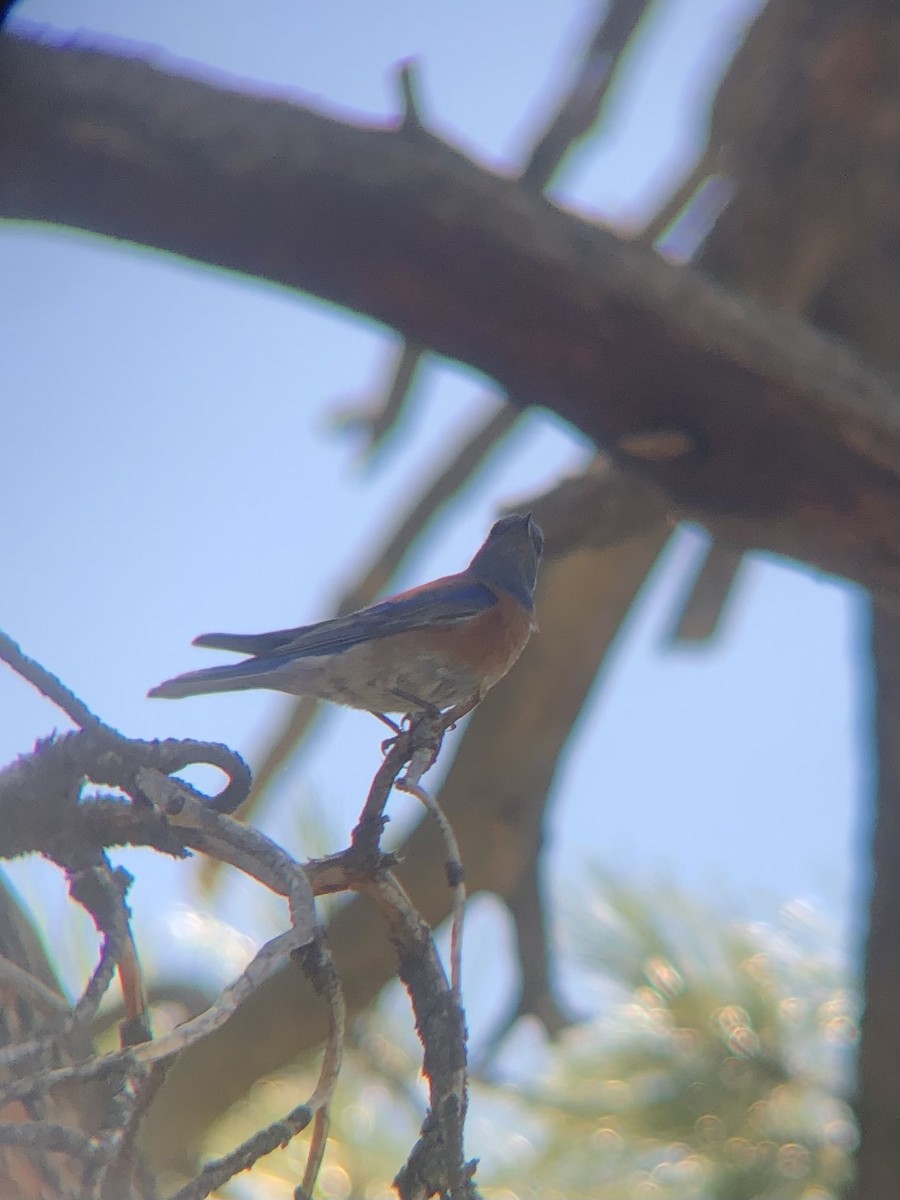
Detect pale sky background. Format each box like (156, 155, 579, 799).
(1, 0, 866, 1036)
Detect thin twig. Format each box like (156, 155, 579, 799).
(69, 866, 134, 1028)
(664, 541, 747, 642)
(331, 339, 427, 460)
(351, 732, 417, 856)
(294, 935, 345, 1196)
(396, 58, 425, 134)
(0, 1119, 104, 1161)
(398, 779, 466, 998)
(166, 1103, 314, 1200)
(521, 0, 657, 192)
(89, 1061, 161, 1200)
(0, 639, 348, 1196)
(116, 927, 151, 1047)
(0, 864, 132, 1070)
(300, 1107, 329, 1199)
(163, 934, 345, 1199)
(0, 952, 70, 1016)
(136, 768, 318, 936)
(0, 928, 307, 1110)
(0, 629, 106, 730)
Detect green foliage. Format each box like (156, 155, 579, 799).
(479, 875, 856, 1199)
(207, 874, 856, 1199)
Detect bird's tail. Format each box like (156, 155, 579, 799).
(148, 657, 288, 699)
(193, 631, 276, 654)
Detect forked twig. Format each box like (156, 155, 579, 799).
(0, 620, 474, 1193)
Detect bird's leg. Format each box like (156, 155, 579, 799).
(391, 688, 443, 721)
(373, 711, 403, 755)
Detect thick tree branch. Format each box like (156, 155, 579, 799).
(2, 33, 900, 594)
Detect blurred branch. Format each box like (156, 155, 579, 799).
(330, 62, 430, 460)
(476, 849, 574, 1072)
(515, 454, 670, 555)
(3, 35, 899, 593)
(640, 12, 900, 1197)
(521, 0, 656, 192)
(664, 0, 900, 641)
(0, 954, 70, 1018)
(637, 1, 781, 633)
(0, 872, 104, 1199)
(639, 0, 794, 247)
(339, 406, 521, 618)
(856, 600, 900, 1199)
(644, 2, 802, 640)
(330, 0, 657, 460)
(395, 58, 426, 134)
(0, 1120, 104, 1164)
(332, 338, 427, 461)
(664, 540, 747, 643)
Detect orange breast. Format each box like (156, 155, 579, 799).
(425, 590, 535, 695)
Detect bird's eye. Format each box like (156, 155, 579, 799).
(525, 516, 543, 552)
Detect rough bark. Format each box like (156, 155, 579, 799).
(2, 33, 900, 596)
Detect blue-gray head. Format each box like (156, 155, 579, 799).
(469, 513, 544, 610)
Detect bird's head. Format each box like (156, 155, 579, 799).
(469, 512, 544, 609)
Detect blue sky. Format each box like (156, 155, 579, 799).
(1, 0, 866, 1015)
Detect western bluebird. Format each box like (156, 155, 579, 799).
(148, 513, 543, 720)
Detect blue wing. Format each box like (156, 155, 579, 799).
(193, 576, 497, 660)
